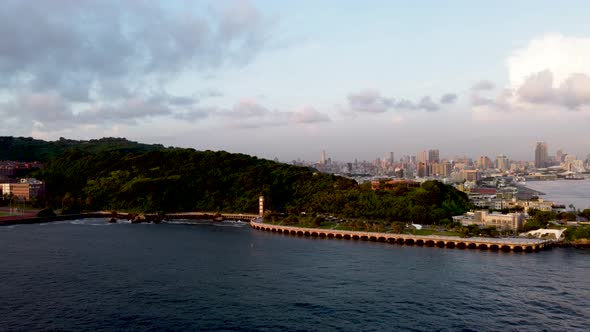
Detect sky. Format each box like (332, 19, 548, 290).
(1, 0, 590, 162)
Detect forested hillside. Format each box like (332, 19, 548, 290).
(0, 136, 166, 162)
(35, 147, 471, 223)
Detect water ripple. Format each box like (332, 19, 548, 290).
(0, 220, 589, 331)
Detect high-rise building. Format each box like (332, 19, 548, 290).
(478, 156, 492, 170)
(535, 142, 548, 168)
(418, 150, 427, 164)
(390, 152, 395, 165)
(417, 162, 428, 177)
(428, 149, 440, 163)
(556, 149, 564, 163)
(496, 154, 509, 172)
(321, 150, 326, 164)
(441, 161, 452, 177)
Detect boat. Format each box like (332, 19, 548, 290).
(564, 175, 585, 180)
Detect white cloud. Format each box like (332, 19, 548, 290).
(507, 33, 590, 89)
(472, 34, 590, 112)
(290, 106, 330, 124)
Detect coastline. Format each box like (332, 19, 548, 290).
(553, 239, 590, 249)
(0, 211, 257, 226)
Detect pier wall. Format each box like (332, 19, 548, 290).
(250, 221, 553, 253)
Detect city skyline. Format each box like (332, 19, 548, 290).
(1, 1, 590, 161)
(295, 142, 586, 165)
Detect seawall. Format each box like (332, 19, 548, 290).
(250, 221, 553, 253)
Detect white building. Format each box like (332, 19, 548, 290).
(454, 211, 527, 231)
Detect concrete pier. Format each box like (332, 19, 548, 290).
(250, 221, 553, 253)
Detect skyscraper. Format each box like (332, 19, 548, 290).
(535, 142, 548, 168)
(321, 150, 326, 164)
(496, 154, 509, 171)
(390, 152, 395, 165)
(428, 149, 440, 163)
(478, 156, 492, 170)
(418, 150, 427, 164)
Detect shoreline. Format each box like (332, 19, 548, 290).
(0, 211, 257, 226)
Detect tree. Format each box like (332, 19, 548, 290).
(579, 209, 590, 220)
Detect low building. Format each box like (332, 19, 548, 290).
(1, 179, 45, 201)
(503, 198, 554, 212)
(454, 210, 526, 231)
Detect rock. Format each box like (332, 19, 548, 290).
(108, 218, 117, 223)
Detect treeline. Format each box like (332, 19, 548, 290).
(34, 147, 471, 222)
(0, 136, 166, 162)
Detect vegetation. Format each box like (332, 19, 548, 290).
(31, 146, 471, 220)
(0, 136, 166, 162)
(37, 208, 56, 218)
(564, 225, 590, 242)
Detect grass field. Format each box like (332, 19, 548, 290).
(412, 229, 462, 237)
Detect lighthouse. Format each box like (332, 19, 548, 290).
(258, 196, 264, 217)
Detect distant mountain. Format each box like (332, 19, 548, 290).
(0, 136, 167, 162)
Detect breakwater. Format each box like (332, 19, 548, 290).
(250, 221, 553, 252)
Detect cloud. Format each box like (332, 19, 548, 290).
(439, 93, 458, 104)
(174, 107, 215, 121)
(77, 98, 174, 125)
(471, 33, 590, 111)
(0, 0, 274, 100)
(0, 0, 278, 132)
(289, 106, 331, 124)
(16, 93, 73, 123)
(347, 90, 393, 113)
(558, 73, 590, 109)
(346, 90, 455, 114)
(517, 70, 590, 110)
(225, 100, 271, 118)
(213, 100, 331, 128)
(516, 70, 555, 104)
(473, 70, 590, 112)
(200, 89, 224, 98)
(471, 81, 496, 91)
(507, 34, 590, 90)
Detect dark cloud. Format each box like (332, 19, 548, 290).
(0, 1, 270, 100)
(440, 93, 458, 104)
(0, 0, 276, 131)
(77, 98, 174, 125)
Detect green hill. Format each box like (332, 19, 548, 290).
(34, 144, 471, 222)
(0, 136, 166, 162)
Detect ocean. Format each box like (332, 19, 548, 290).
(524, 179, 590, 210)
(1, 219, 589, 331)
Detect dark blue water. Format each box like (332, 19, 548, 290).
(1, 219, 589, 331)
